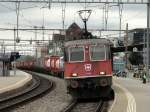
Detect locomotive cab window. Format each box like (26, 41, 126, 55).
(90, 45, 106, 61)
(69, 46, 84, 62)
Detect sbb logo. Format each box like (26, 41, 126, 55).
(84, 64, 92, 71)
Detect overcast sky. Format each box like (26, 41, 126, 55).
(0, 3, 147, 38)
(0, 2, 148, 54)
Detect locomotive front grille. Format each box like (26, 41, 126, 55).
(67, 76, 112, 89)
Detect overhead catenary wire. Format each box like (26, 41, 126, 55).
(0, 24, 60, 36)
(0, 2, 40, 13)
(0, 1, 146, 40)
(0, 2, 15, 11)
(0, 0, 147, 4)
(0, 2, 142, 32)
(0, 0, 147, 56)
(101, 31, 125, 38)
(19, 10, 35, 27)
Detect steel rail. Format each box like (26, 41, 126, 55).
(62, 99, 107, 112)
(0, 75, 40, 102)
(0, 72, 54, 111)
(95, 100, 105, 112)
(61, 99, 77, 112)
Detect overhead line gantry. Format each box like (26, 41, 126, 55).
(0, 0, 148, 4)
(0, 28, 126, 32)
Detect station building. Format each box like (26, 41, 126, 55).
(128, 28, 148, 66)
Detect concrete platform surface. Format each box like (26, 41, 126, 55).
(109, 82, 128, 112)
(0, 70, 32, 94)
(110, 76, 150, 112)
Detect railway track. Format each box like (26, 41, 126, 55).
(62, 99, 108, 112)
(0, 72, 54, 112)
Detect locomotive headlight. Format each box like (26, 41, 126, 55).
(72, 73, 78, 77)
(100, 72, 105, 75)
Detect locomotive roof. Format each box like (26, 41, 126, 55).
(64, 38, 113, 47)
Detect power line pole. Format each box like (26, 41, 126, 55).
(147, 0, 150, 82)
(34, 26, 38, 61)
(61, 3, 66, 30)
(16, 2, 20, 42)
(34, 26, 37, 40)
(119, 3, 123, 39)
(13, 2, 20, 75)
(14, 28, 16, 75)
(104, 4, 109, 30)
(125, 23, 128, 69)
(48, 0, 52, 9)
(102, 6, 105, 29)
(42, 26, 45, 41)
(42, 8, 45, 41)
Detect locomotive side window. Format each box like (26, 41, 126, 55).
(69, 46, 84, 62)
(90, 45, 106, 61)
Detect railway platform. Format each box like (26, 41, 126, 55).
(0, 70, 32, 98)
(109, 76, 150, 112)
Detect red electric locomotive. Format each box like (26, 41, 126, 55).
(63, 9, 114, 99)
(64, 38, 113, 99)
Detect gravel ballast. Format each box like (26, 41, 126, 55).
(11, 72, 72, 112)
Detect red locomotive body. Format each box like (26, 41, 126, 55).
(64, 39, 113, 99)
